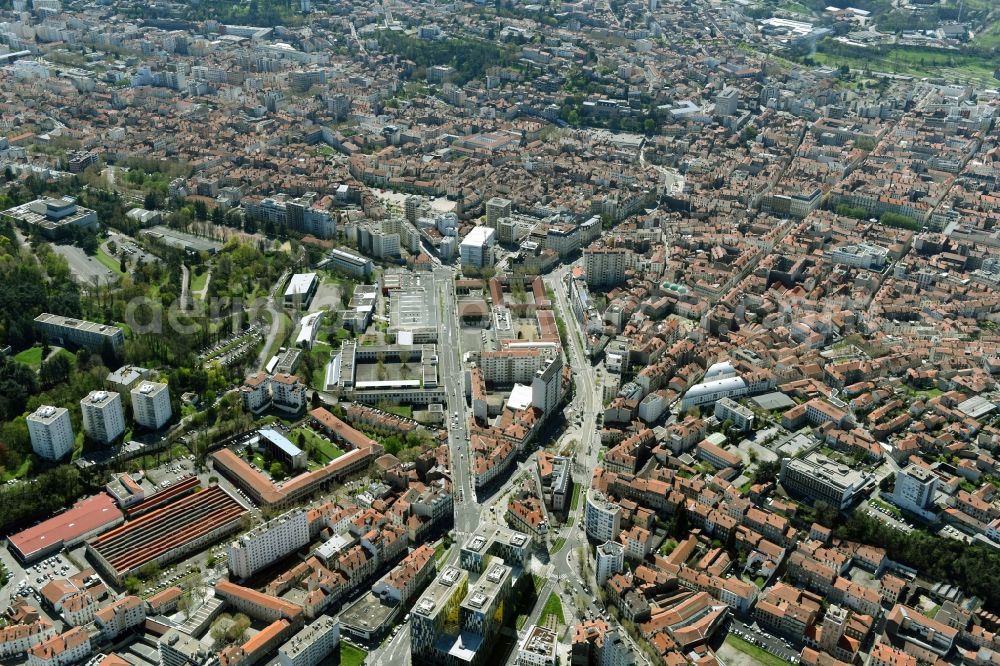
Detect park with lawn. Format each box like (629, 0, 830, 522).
(340, 643, 367, 666)
(291, 427, 346, 464)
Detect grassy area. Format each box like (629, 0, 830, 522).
(308, 342, 334, 390)
(261, 312, 292, 363)
(532, 574, 545, 593)
(190, 268, 209, 294)
(434, 542, 450, 563)
(381, 404, 413, 419)
(551, 538, 567, 554)
(570, 483, 582, 511)
(14, 346, 43, 369)
(96, 246, 126, 275)
(341, 643, 368, 666)
(1, 456, 32, 482)
(541, 592, 565, 625)
(805, 44, 998, 85)
(659, 538, 679, 556)
(516, 614, 528, 630)
(725, 635, 794, 666)
(292, 427, 345, 463)
(871, 497, 902, 518)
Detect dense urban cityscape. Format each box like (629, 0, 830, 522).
(0, 0, 999, 666)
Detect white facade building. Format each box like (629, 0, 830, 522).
(279, 617, 340, 666)
(27, 406, 74, 460)
(892, 464, 938, 515)
(228, 509, 310, 579)
(460, 226, 496, 269)
(517, 625, 558, 666)
(829, 244, 888, 270)
(596, 540, 625, 585)
(531, 355, 562, 416)
(585, 489, 622, 543)
(26, 628, 91, 666)
(583, 247, 627, 287)
(80, 391, 125, 445)
(130, 382, 172, 429)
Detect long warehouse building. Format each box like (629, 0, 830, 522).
(86, 484, 247, 585)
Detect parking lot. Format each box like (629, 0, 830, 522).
(4, 548, 82, 622)
(52, 243, 118, 284)
(728, 618, 800, 663)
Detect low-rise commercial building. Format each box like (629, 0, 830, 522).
(4, 197, 97, 238)
(714, 397, 754, 431)
(33, 313, 124, 352)
(323, 248, 372, 278)
(779, 453, 876, 510)
(284, 273, 318, 309)
(257, 429, 308, 471)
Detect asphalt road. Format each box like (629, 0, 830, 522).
(255, 269, 291, 370)
(544, 265, 651, 665)
(52, 243, 118, 285)
(433, 266, 479, 534)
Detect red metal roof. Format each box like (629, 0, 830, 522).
(90, 485, 246, 577)
(9, 493, 122, 560)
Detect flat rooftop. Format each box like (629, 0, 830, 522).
(258, 429, 304, 460)
(285, 273, 318, 298)
(414, 566, 468, 620)
(34, 312, 122, 338)
(340, 591, 396, 633)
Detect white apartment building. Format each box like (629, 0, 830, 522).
(480, 349, 555, 385)
(228, 509, 310, 579)
(27, 405, 74, 461)
(714, 397, 755, 432)
(270, 373, 306, 413)
(531, 355, 562, 416)
(0, 620, 57, 660)
(94, 596, 145, 640)
(60, 593, 97, 627)
(460, 226, 496, 268)
(583, 247, 627, 287)
(241, 371, 271, 414)
(892, 464, 938, 515)
(585, 489, 622, 543)
(131, 382, 172, 429)
(279, 617, 340, 666)
(80, 390, 125, 445)
(26, 627, 91, 666)
(596, 540, 625, 585)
